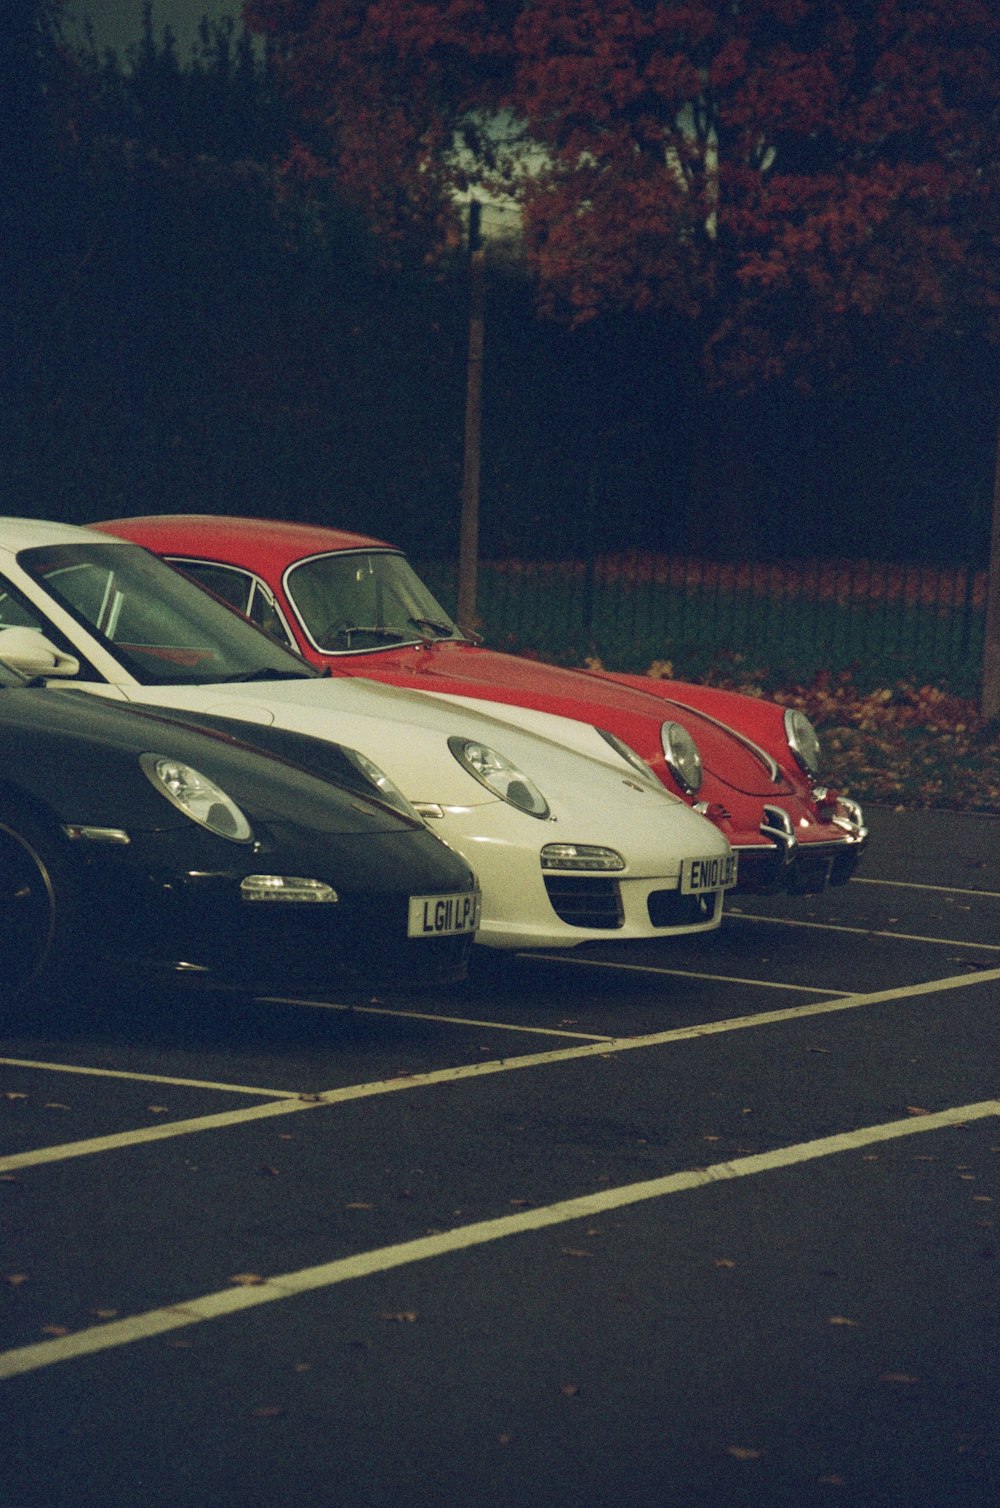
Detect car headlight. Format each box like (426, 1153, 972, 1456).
(140, 754, 253, 841)
(661, 721, 703, 795)
(448, 736, 550, 818)
(784, 708, 822, 778)
(596, 728, 657, 784)
(340, 747, 422, 821)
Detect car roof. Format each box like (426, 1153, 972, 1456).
(0, 517, 119, 554)
(92, 515, 395, 571)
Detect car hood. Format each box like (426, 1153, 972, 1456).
(0, 687, 419, 837)
(333, 641, 783, 797)
(100, 675, 733, 859)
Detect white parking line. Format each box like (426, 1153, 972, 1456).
(0, 1058, 302, 1098)
(4, 965, 1000, 1176)
(728, 914, 1000, 952)
(521, 958, 847, 994)
(255, 1000, 617, 1041)
(853, 876, 1000, 900)
(3, 1097, 996, 1381)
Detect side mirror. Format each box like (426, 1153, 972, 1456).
(0, 626, 80, 678)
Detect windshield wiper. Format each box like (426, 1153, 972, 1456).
(409, 617, 457, 638)
(215, 667, 317, 683)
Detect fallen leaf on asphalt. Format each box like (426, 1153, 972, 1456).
(560, 1248, 593, 1259)
(713, 1259, 736, 1269)
(380, 1311, 417, 1323)
(726, 1445, 764, 1460)
(560, 1384, 580, 1397)
(6, 1273, 30, 1287)
(345, 1201, 373, 1210)
(973, 1195, 993, 1203)
(906, 1107, 930, 1116)
(2, 1092, 28, 1101)
(258, 1165, 280, 1177)
(228, 1273, 265, 1287)
(829, 1316, 860, 1327)
(880, 1372, 919, 1384)
(43, 1102, 70, 1111)
(509, 1198, 533, 1207)
(41, 1325, 70, 1336)
(497, 1433, 513, 1447)
(146, 1105, 170, 1115)
(90, 1308, 119, 1320)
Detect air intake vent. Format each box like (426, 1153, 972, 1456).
(543, 876, 624, 929)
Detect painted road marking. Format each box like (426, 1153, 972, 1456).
(0, 1058, 302, 1098)
(521, 958, 847, 994)
(255, 1000, 617, 1041)
(2, 1098, 997, 1381)
(852, 876, 1000, 900)
(728, 914, 1000, 952)
(3, 965, 1000, 1176)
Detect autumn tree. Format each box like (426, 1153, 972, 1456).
(247, 0, 1000, 696)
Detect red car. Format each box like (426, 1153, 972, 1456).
(92, 515, 868, 895)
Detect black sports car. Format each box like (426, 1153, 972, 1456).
(0, 661, 479, 1012)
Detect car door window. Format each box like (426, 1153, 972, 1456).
(169, 557, 296, 650)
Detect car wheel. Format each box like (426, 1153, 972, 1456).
(0, 805, 88, 1017)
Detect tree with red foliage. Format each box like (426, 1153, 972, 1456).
(246, 1, 998, 361)
(247, 0, 1000, 703)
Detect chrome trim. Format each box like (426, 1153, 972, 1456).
(832, 796, 868, 841)
(760, 804, 797, 858)
(666, 698, 781, 783)
(62, 824, 130, 845)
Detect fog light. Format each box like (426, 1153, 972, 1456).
(241, 875, 339, 903)
(541, 844, 625, 871)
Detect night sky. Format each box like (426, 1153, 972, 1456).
(64, 0, 241, 55)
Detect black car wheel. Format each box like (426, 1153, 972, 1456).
(0, 806, 80, 1011)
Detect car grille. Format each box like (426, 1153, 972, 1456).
(646, 890, 716, 928)
(543, 876, 624, 929)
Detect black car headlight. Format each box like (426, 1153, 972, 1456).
(784, 708, 822, 778)
(140, 754, 253, 841)
(448, 737, 550, 818)
(661, 721, 703, 795)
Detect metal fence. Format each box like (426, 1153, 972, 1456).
(416, 553, 987, 694)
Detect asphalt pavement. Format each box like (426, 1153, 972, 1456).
(1, 806, 998, 1508)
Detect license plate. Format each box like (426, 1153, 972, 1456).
(408, 891, 481, 938)
(680, 853, 739, 894)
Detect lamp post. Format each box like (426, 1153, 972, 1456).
(456, 198, 484, 632)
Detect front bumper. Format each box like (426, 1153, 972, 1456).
(731, 797, 868, 895)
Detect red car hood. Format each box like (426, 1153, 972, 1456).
(337, 639, 785, 799)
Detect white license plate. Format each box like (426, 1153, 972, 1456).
(408, 891, 481, 938)
(680, 853, 739, 894)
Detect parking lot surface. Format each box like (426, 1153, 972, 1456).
(2, 806, 999, 1507)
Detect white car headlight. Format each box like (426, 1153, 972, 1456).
(784, 708, 822, 778)
(140, 754, 253, 841)
(661, 721, 703, 795)
(448, 737, 550, 818)
(341, 747, 422, 821)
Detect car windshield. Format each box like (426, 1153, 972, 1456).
(18, 541, 320, 686)
(286, 550, 463, 654)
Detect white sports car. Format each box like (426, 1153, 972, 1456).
(0, 519, 737, 950)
